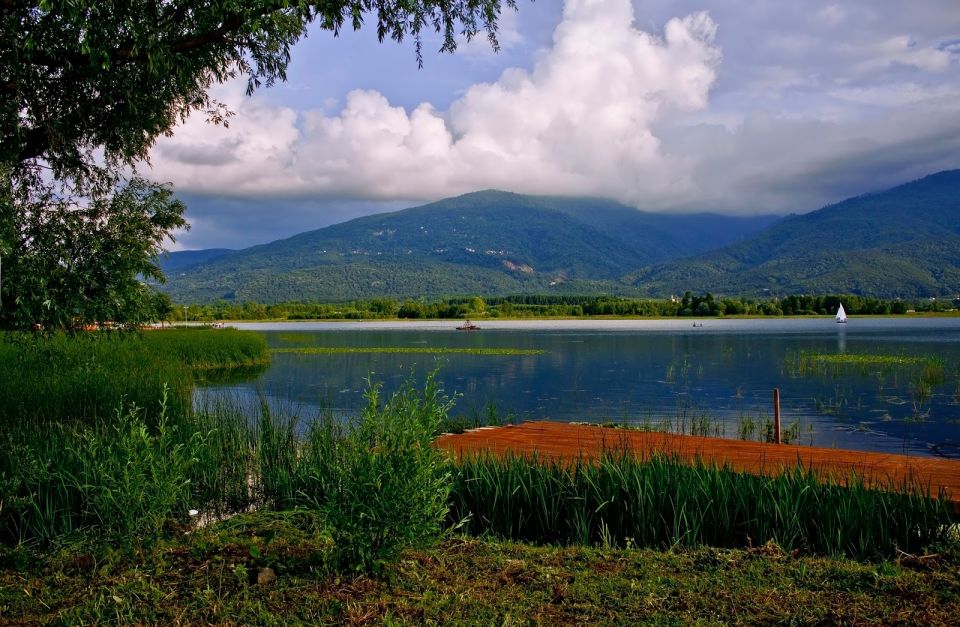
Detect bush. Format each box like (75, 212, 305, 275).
(297, 375, 455, 572)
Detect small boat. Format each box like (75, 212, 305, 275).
(457, 320, 480, 331)
(836, 303, 847, 324)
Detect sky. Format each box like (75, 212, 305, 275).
(146, 0, 960, 250)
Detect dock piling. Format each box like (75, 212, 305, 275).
(773, 388, 782, 444)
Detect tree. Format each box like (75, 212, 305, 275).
(1, 178, 186, 329)
(1, 1, 520, 328)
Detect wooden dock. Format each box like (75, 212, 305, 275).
(436, 421, 960, 507)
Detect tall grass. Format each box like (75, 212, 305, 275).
(143, 328, 270, 371)
(1, 330, 954, 566)
(1, 343, 455, 572)
(0, 393, 202, 546)
(449, 452, 954, 561)
(0, 331, 191, 425)
(0, 329, 268, 547)
(0, 329, 268, 426)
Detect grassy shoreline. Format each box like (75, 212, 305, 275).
(177, 311, 960, 323)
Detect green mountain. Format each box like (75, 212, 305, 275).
(631, 170, 960, 298)
(159, 248, 233, 276)
(160, 191, 776, 302)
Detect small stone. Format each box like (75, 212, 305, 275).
(257, 567, 277, 586)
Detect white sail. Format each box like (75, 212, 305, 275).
(836, 303, 847, 323)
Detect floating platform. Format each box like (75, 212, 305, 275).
(436, 421, 960, 509)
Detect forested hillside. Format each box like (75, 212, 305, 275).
(160, 191, 776, 302)
(631, 170, 960, 298)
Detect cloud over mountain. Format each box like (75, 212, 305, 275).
(150, 0, 721, 205)
(149, 0, 960, 251)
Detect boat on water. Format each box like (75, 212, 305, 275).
(836, 303, 847, 324)
(457, 320, 480, 331)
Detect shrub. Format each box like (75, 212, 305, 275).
(298, 375, 455, 572)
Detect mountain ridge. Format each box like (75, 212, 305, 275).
(631, 170, 960, 298)
(160, 191, 778, 302)
(160, 171, 960, 302)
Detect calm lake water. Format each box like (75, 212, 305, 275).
(199, 318, 960, 458)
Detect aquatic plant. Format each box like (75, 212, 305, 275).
(449, 452, 954, 560)
(271, 346, 544, 356)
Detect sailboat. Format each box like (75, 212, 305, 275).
(836, 303, 847, 324)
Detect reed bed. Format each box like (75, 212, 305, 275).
(272, 346, 544, 356)
(1, 330, 954, 566)
(0, 329, 268, 426)
(0, 329, 269, 547)
(449, 452, 954, 561)
(786, 350, 946, 383)
(0, 332, 190, 425)
(144, 328, 271, 370)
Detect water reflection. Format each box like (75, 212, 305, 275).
(198, 318, 960, 457)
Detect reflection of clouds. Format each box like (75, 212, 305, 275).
(198, 325, 960, 456)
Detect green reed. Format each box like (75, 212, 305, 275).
(787, 350, 945, 383)
(449, 452, 954, 561)
(0, 391, 202, 546)
(0, 329, 269, 547)
(0, 329, 268, 427)
(272, 346, 544, 356)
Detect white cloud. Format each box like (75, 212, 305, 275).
(150, 0, 720, 206)
(149, 0, 960, 231)
(853, 35, 953, 73)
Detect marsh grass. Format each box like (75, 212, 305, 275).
(0, 329, 268, 547)
(1, 331, 953, 567)
(787, 351, 949, 423)
(449, 452, 954, 560)
(0, 394, 201, 546)
(787, 351, 946, 383)
(271, 346, 544, 356)
(0, 329, 268, 426)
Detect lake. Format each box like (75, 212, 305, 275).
(198, 318, 960, 458)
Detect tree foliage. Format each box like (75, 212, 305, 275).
(0, 0, 520, 328)
(1, 178, 186, 329)
(2, 0, 519, 187)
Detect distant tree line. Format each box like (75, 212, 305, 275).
(167, 292, 956, 322)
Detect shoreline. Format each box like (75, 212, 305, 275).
(167, 311, 960, 325)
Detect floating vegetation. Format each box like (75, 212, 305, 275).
(783, 351, 953, 425)
(786, 351, 945, 379)
(271, 347, 545, 356)
(803, 354, 930, 367)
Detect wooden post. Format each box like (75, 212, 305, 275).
(773, 388, 782, 444)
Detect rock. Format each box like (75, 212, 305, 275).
(257, 567, 277, 586)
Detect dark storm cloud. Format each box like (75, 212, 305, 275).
(169, 194, 409, 250)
